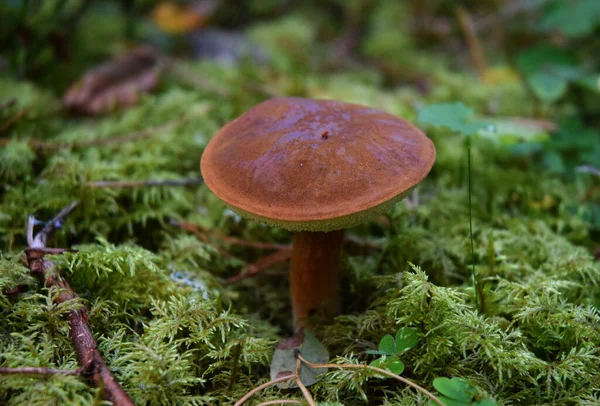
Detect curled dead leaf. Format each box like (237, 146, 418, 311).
(152, 1, 218, 35)
(63, 46, 164, 116)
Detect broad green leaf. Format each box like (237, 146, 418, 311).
(577, 74, 600, 94)
(395, 327, 420, 353)
(539, 0, 600, 38)
(543, 151, 566, 174)
(516, 46, 579, 76)
(418, 102, 490, 136)
(527, 72, 567, 102)
(378, 334, 395, 355)
(433, 377, 476, 402)
(270, 329, 328, 388)
(436, 396, 471, 406)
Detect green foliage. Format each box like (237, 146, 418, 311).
(539, 0, 600, 38)
(516, 45, 586, 102)
(418, 103, 492, 137)
(367, 327, 420, 375)
(431, 377, 496, 406)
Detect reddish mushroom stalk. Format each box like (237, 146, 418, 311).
(291, 230, 344, 329)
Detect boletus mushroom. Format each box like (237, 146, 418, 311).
(201, 97, 435, 330)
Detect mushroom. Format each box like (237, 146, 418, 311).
(200, 97, 435, 330)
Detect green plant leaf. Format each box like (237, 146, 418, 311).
(378, 334, 395, 355)
(527, 72, 568, 102)
(417, 102, 491, 136)
(436, 397, 471, 406)
(539, 0, 600, 38)
(369, 356, 404, 375)
(577, 74, 600, 94)
(433, 377, 476, 403)
(516, 45, 579, 76)
(385, 360, 404, 375)
(395, 327, 420, 353)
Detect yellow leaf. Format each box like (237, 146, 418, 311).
(152, 2, 206, 35)
(481, 66, 520, 85)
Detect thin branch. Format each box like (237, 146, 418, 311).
(29, 200, 79, 248)
(224, 248, 293, 285)
(2, 285, 28, 296)
(219, 235, 289, 251)
(0, 107, 32, 133)
(22, 201, 134, 406)
(295, 354, 445, 406)
(86, 178, 203, 188)
(172, 220, 289, 250)
(456, 6, 487, 77)
(295, 357, 316, 406)
(0, 115, 189, 150)
(234, 374, 295, 406)
(255, 401, 303, 406)
(495, 116, 557, 132)
(0, 366, 81, 376)
(474, 0, 553, 32)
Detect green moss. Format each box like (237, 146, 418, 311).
(1, 5, 599, 404)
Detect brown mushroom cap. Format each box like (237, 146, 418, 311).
(201, 97, 436, 232)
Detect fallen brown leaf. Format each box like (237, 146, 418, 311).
(63, 46, 164, 116)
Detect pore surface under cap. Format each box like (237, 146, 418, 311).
(200, 97, 436, 231)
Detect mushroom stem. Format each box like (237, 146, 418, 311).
(290, 229, 344, 330)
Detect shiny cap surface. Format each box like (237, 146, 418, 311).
(201, 97, 436, 231)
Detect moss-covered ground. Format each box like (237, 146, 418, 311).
(1, 1, 599, 405)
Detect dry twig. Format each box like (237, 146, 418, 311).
(234, 374, 295, 406)
(0, 107, 32, 133)
(0, 367, 82, 376)
(19, 201, 134, 406)
(224, 248, 293, 285)
(0, 115, 189, 150)
(234, 349, 445, 406)
(456, 7, 487, 77)
(296, 353, 445, 406)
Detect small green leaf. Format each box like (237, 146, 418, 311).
(527, 72, 568, 102)
(369, 356, 385, 371)
(395, 327, 419, 353)
(386, 360, 404, 375)
(369, 356, 404, 375)
(418, 102, 491, 136)
(433, 377, 476, 403)
(378, 334, 395, 355)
